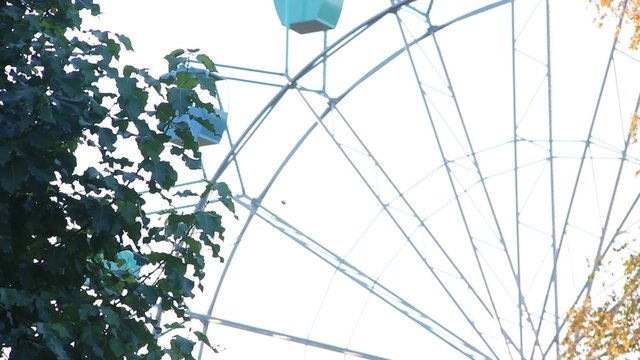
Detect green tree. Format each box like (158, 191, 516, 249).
(0, 1, 231, 358)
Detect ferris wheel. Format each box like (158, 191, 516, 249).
(123, 0, 640, 358)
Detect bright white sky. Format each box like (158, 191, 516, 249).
(92, 1, 640, 359)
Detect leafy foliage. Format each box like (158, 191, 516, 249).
(590, 0, 640, 49)
(0, 1, 230, 358)
(562, 253, 640, 359)
(560, 3, 640, 358)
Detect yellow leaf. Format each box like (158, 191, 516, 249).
(631, 113, 639, 143)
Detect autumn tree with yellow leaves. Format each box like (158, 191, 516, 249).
(592, 0, 640, 49)
(561, 1, 640, 359)
(562, 253, 640, 359)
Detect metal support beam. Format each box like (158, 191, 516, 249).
(190, 312, 391, 360)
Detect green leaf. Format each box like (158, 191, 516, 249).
(104, 38, 122, 59)
(195, 211, 223, 236)
(220, 197, 236, 213)
(169, 145, 184, 156)
(101, 308, 123, 328)
(198, 76, 218, 97)
(196, 53, 217, 73)
(155, 102, 175, 126)
(182, 154, 202, 170)
(215, 182, 232, 197)
(162, 266, 194, 298)
(123, 65, 138, 77)
(164, 49, 186, 70)
(171, 121, 199, 152)
(170, 335, 195, 356)
(176, 71, 199, 89)
(151, 161, 178, 189)
(116, 33, 134, 51)
(165, 322, 184, 330)
(0, 160, 27, 192)
(0, 145, 13, 166)
(0, 288, 32, 307)
(76, 0, 101, 15)
(97, 127, 117, 152)
(192, 112, 219, 136)
(92, 201, 117, 235)
(167, 49, 185, 58)
(167, 87, 194, 115)
(78, 304, 99, 321)
(184, 235, 202, 254)
(192, 97, 216, 114)
(139, 135, 164, 160)
(194, 331, 212, 348)
(38, 97, 55, 123)
(0, 235, 12, 253)
(38, 323, 71, 360)
(135, 284, 161, 306)
(109, 337, 125, 357)
(175, 189, 198, 197)
(116, 199, 138, 224)
(168, 221, 190, 239)
(116, 76, 148, 119)
(212, 244, 223, 259)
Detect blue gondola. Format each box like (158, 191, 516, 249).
(274, 0, 343, 34)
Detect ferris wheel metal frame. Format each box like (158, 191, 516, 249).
(165, 1, 640, 359)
